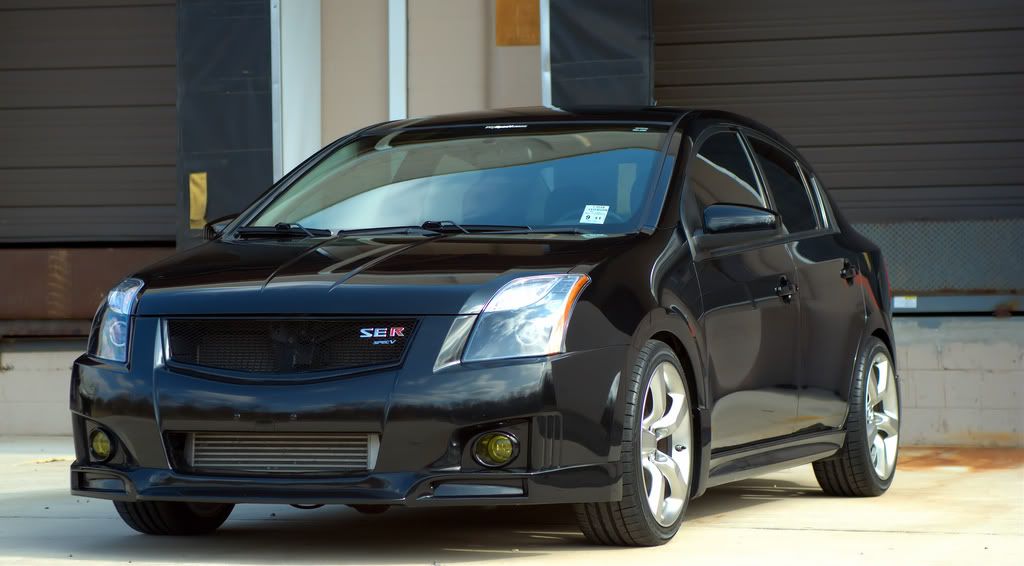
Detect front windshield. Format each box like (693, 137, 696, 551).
(248, 123, 671, 234)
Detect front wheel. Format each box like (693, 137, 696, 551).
(574, 340, 694, 546)
(113, 501, 234, 535)
(813, 336, 901, 496)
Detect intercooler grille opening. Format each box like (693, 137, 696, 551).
(185, 432, 379, 474)
(166, 318, 416, 373)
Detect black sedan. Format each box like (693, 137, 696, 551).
(71, 107, 900, 546)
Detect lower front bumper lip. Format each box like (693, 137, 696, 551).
(70, 462, 621, 506)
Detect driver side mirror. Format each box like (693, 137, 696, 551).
(703, 203, 778, 234)
(204, 213, 238, 241)
(691, 204, 780, 260)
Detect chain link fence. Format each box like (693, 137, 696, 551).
(854, 219, 1024, 294)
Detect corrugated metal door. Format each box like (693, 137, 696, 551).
(653, 0, 1024, 302)
(0, 0, 176, 243)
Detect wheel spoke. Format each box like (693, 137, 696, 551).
(652, 393, 688, 440)
(640, 428, 658, 457)
(872, 434, 887, 473)
(653, 454, 686, 500)
(875, 359, 890, 398)
(643, 366, 667, 428)
(642, 458, 665, 514)
(876, 411, 899, 438)
(866, 372, 880, 409)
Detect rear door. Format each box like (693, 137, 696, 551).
(686, 129, 801, 450)
(745, 135, 866, 432)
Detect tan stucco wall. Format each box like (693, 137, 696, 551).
(409, 0, 540, 117)
(321, 0, 541, 143)
(320, 0, 389, 144)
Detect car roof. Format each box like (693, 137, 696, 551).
(366, 106, 785, 143)
(369, 106, 685, 132)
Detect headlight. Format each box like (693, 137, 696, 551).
(89, 278, 144, 363)
(462, 274, 589, 362)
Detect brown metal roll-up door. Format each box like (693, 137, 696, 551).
(0, 0, 177, 243)
(653, 0, 1024, 305)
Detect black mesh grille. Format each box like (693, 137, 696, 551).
(166, 319, 416, 373)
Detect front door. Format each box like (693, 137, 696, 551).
(686, 130, 802, 451)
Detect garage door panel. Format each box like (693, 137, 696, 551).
(0, 205, 176, 243)
(832, 186, 1024, 222)
(654, 0, 1023, 296)
(0, 67, 175, 108)
(656, 29, 1024, 86)
(804, 142, 1024, 189)
(653, 0, 1024, 44)
(0, 107, 175, 168)
(657, 74, 1024, 146)
(0, 1, 170, 9)
(0, 167, 175, 207)
(0, 4, 174, 69)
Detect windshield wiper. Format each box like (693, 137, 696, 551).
(332, 221, 533, 236)
(329, 222, 586, 237)
(420, 220, 532, 234)
(236, 222, 332, 239)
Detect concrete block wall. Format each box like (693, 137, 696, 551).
(896, 317, 1024, 447)
(0, 339, 82, 435)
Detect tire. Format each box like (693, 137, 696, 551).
(113, 501, 234, 535)
(813, 336, 901, 497)
(574, 340, 695, 546)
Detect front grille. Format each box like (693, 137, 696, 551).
(186, 432, 378, 474)
(166, 318, 416, 373)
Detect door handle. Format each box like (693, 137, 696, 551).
(840, 260, 859, 283)
(775, 276, 797, 302)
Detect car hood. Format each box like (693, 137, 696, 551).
(133, 233, 634, 316)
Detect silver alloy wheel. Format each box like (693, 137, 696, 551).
(640, 361, 692, 527)
(865, 353, 900, 480)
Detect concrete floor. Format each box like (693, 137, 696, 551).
(0, 438, 1021, 566)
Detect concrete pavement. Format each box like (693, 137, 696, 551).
(0, 437, 1021, 565)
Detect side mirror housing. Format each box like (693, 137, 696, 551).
(703, 203, 777, 234)
(203, 214, 238, 241)
(691, 204, 780, 261)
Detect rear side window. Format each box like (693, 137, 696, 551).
(690, 132, 764, 212)
(747, 137, 818, 233)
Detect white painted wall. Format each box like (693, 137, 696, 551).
(280, 0, 322, 175)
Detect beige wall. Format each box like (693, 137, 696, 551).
(409, 0, 540, 116)
(408, 0, 489, 116)
(320, 0, 541, 143)
(321, 0, 389, 144)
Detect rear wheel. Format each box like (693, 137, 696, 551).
(813, 337, 900, 496)
(574, 340, 694, 546)
(113, 501, 233, 535)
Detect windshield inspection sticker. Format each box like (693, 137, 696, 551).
(580, 204, 610, 224)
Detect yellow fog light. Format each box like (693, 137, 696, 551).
(89, 429, 113, 462)
(473, 432, 518, 468)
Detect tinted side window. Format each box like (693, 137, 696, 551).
(690, 132, 763, 213)
(748, 137, 817, 233)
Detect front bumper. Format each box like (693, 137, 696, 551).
(71, 316, 627, 506)
(70, 463, 619, 506)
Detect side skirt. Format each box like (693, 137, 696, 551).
(704, 430, 845, 489)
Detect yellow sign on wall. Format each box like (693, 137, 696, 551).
(496, 0, 539, 46)
(189, 171, 208, 229)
